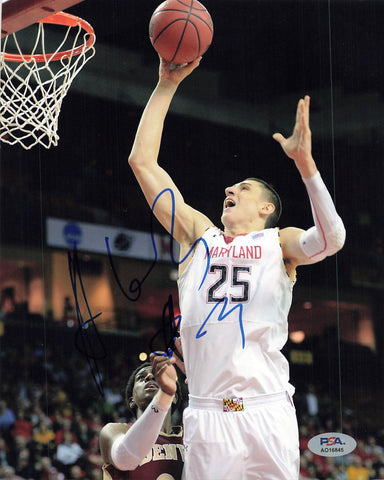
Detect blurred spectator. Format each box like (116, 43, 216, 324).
(83, 437, 102, 475)
(0, 402, 16, 434)
(354, 439, 372, 463)
(103, 382, 123, 409)
(346, 455, 370, 480)
(306, 464, 320, 480)
(55, 432, 84, 477)
(8, 436, 29, 469)
(376, 466, 384, 479)
(67, 465, 84, 480)
(55, 419, 74, 446)
(50, 411, 65, 438)
(14, 448, 36, 479)
(10, 410, 32, 442)
(0, 465, 25, 480)
(32, 422, 55, 457)
(35, 457, 65, 480)
(88, 470, 102, 480)
(70, 412, 91, 449)
(373, 452, 384, 476)
(333, 466, 348, 480)
(364, 436, 384, 458)
(363, 458, 376, 479)
(84, 412, 103, 437)
(303, 384, 320, 429)
(299, 425, 311, 451)
(300, 453, 311, 478)
(0, 438, 10, 468)
(31, 408, 52, 431)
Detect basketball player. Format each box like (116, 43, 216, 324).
(100, 353, 184, 479)
(127, 57, 345, 479)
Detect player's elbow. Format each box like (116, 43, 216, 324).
(128, 152, 138, 169)
(110, 437, 142, 471)
(128, 153, 146, 180)
(327, 218, 346, 255)
(300, 218, 346, 260)
(128, 152, 154, 178)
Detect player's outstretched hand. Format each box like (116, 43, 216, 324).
(150, 352, 177, 397)
(272, 96, 316, 177)
(158, 56, 201, 86)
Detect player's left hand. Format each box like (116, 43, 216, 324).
(150, 352, 177, 396)
(272, 96, 316, 176)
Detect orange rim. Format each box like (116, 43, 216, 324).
(2, 11, 95, 63)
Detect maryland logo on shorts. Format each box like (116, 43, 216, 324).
(223, 397, 244, 412)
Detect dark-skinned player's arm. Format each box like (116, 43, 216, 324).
(99, 353, 178, 471)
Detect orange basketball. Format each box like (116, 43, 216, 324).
(149, 0, 214, 64)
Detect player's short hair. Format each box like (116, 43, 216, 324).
(246, 177, 282, 228)
(124, 361, 182, 421)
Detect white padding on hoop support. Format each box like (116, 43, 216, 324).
(0, 12, 96, 150)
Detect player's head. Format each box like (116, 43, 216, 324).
(125, 363, 155, 419)
(221, 178, 282, 230)
(125, 362, 181, 420)
(247, 178, 282, 228)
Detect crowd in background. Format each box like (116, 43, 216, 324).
(295, 385, 384, 479)
(0, 322, 383, 480)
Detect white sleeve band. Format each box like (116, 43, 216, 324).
(110, 394, 172, 471)
(300, 171, 346, 261)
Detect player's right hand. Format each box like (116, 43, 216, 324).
(150, 352, 178, 396)
(158, 56, 201, 86)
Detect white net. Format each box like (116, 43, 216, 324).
(0, 14, 96, 150)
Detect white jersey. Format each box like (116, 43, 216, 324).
(178, 226, 295, 399)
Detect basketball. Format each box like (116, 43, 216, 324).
(149, 0, 213, 65)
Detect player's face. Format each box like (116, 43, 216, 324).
(221, 179, 267, 231)
(131, 366, 159, 411)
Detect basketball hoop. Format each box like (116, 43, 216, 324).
(0, 11, 96, 149)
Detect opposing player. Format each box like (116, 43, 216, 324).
(127, 57, 345, 479)
(100, 353, 184, 479)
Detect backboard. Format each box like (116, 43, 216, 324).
(1, 0, 84, 37)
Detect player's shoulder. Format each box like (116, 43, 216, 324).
(279, 226, 305, 242)
(279, 226, 308, 268)
(100, 421, 130, 439)
(192, 209, 215, 236)
(178, 206, 213, 246)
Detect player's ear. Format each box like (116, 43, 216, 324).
(128, 397, 136, 409)
(260, 202, 275, 215)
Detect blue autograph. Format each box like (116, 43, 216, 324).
(196, 298, 245, 349)
(68, 246, 106, 396)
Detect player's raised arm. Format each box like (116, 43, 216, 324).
(128, 57, 213, 248)
(273, 96, 346, 268)
(99, 355, 177, 471)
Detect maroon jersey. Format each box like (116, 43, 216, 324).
(102, 430, 184, 480)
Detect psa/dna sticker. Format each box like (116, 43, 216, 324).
(308, 432, 357, 457)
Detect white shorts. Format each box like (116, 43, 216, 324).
(182, 391, 299, 480)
